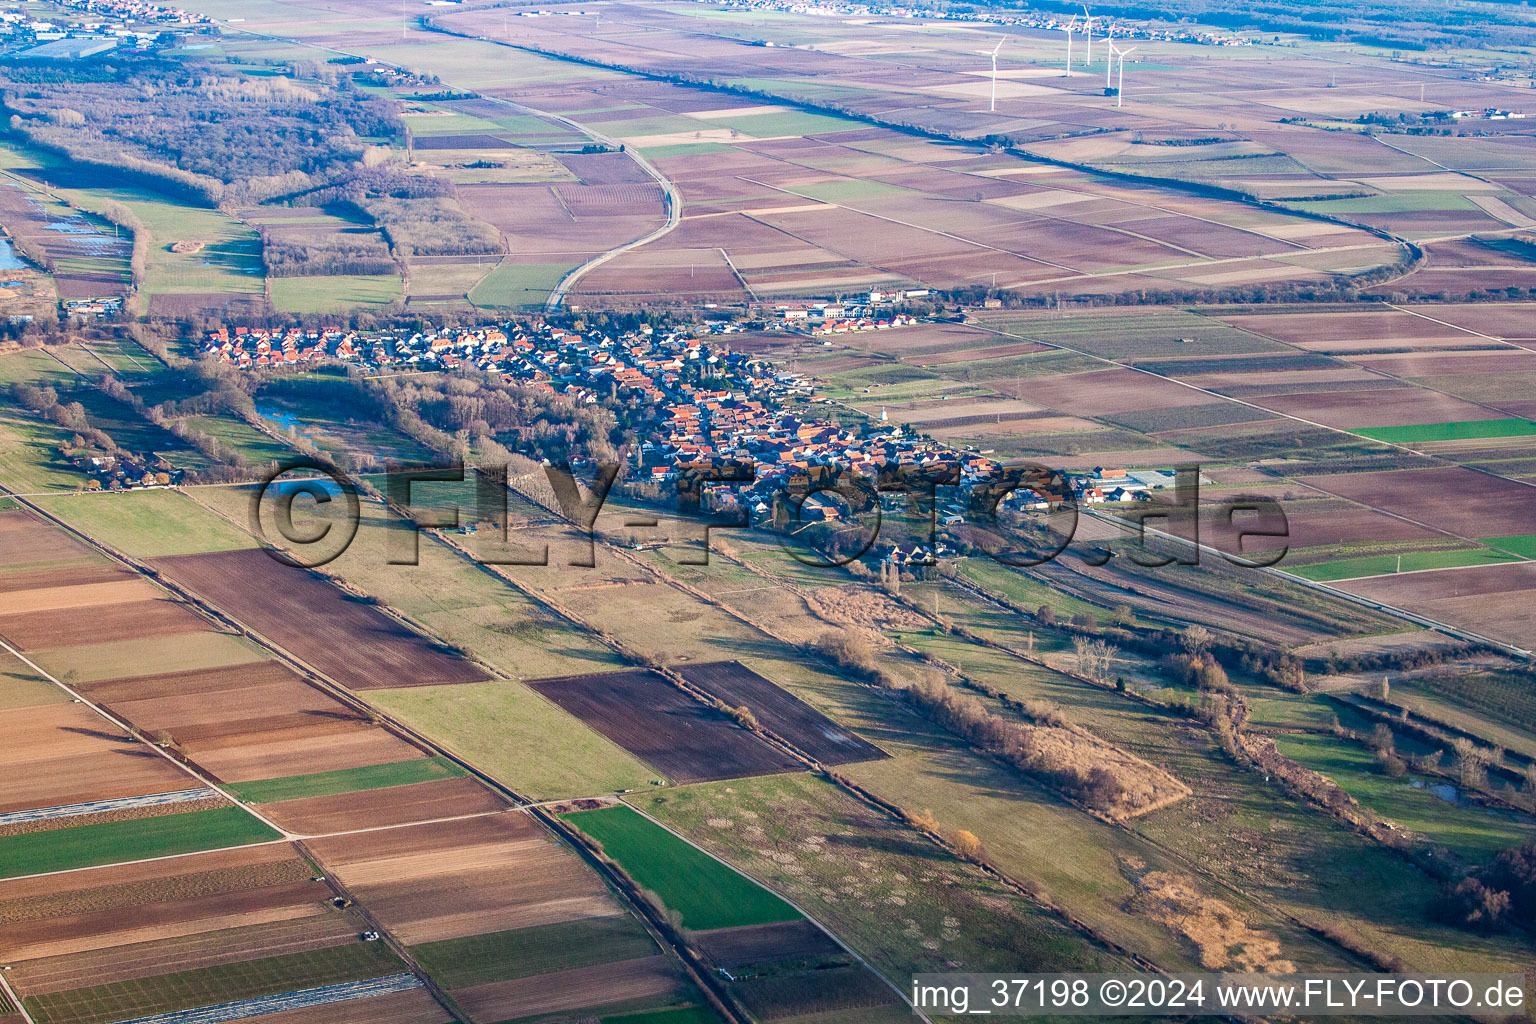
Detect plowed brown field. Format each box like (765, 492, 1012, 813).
(0, 703, 192, 814)
(453, 956, 680, 1021)
(530, 668, 803, 783)
(306, 815, 619, 944)
(259, 777, 507, 835)
(148, 550, 488, 691)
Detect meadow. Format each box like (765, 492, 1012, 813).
(1286, 547, 1522, 582)
(563, 805, 801, 931)
(0, 807, 280, 880)
(225, 757, 466, 804)
(31, 490, 257, 558)
(268, 274, 403, 313)
(1355, 419, 1536, 444)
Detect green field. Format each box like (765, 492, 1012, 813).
(1354, 418, 1536, 444)
(1285, 547, 1519, 582)
(1483, 534, 1536, 558)
(468, 261, 577, 309)
(956, 558, 1107, 630)
(31, 489, 257, 558)
(788, 180, 915, 205)
(563, 805, 800, 931)
(183, 413, 293, 465)
(0, 353, 104, 492)
(0, 412, 83, 493)
(269, 274, 403, 313)
(409, 915, 657, 989)
(25, 940, 400, 1024)
(1294, 192, 1481, 215)
(0, 806, 281, 880)
(367, 681, 652, 799)
(634, 142, 738, 158)
(69, 337, 157, 377)
(693, 110, 864, 142)
(225, 756, 465, 804)
(81, 190, 263, 299)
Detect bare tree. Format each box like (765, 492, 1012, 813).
(1072, 635, 1096, 677)
(1450, 738, 1489, 790)
(1073, 636, 1116, 681)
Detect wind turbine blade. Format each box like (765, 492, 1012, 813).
(992, 35, 1005, 54)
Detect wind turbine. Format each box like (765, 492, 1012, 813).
(988, 35, 1005, 112)
(1061, 15, 1078, 77)
(1103, 21, 1116, 82)
(1080, 6, 1095, 69)
(1110, 43, 1136, 107)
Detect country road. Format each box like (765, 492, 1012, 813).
(459, 90, 683, 312)
(417, 33, 684, 312)
(209, 19, 684, 317)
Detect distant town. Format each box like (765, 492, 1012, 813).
(700, 0, 1258, 47)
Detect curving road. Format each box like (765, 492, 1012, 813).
(441, 88, 683, 312)
(211, 19, 683, 316)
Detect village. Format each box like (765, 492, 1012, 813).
(199, 318, 1175, 560)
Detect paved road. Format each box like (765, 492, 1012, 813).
(522, 107, 684, 311)
(206, 20, 683, 316)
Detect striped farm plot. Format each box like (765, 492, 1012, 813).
(106, 973, 425, 1024)
(0, 788, 219, 826)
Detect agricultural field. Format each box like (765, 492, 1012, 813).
(0, 510, 514, 838)
(178, 482, 659, 798)
(269, 274, 404, 313)
(305, 813, 706, 1022)
(143, 0, 1434, 308)
(0, 518, 288, 882)
(634, 773, 1130, 982)
(564, 803, 911, 1021)
(5, 0, 1536, 1009)
(0, 843, 437, 1024)
(30, 489, 258, 558)
(530, 668, 804, 783)
(148, 548, 491, 692)
(676, 660, 888, 766)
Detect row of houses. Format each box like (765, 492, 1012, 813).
(52, 0, 210, 27)
(69, 450, 185, 490)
